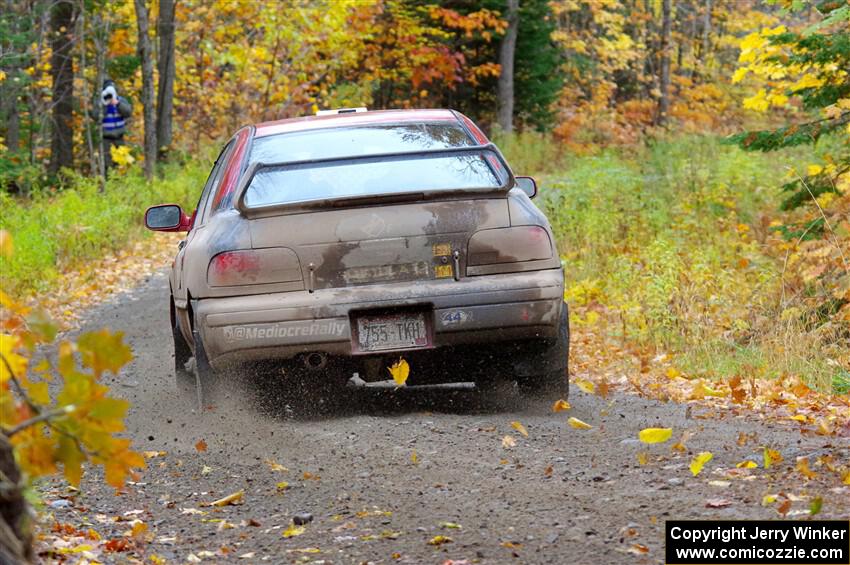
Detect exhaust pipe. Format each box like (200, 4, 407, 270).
(303, 352, 327, 370)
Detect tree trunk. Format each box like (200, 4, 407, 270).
(134, 0, 157, 180)
(701, 0, 713, 68)
(0, 434, 32, 564)
(93, 14, 110, 186)
(497, 0, 519, 133)
(48, 0, 76, 174)
(656, 0, 671, 126)
(156, 0, 176, 161)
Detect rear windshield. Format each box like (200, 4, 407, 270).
(243, 150, 507, 209)
(250, 123, 474, 163)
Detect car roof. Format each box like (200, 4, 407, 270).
(253, 109, 461, 138)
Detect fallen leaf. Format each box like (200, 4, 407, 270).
(809, 496, 823, 516)
(502, 435, 516, 449)
(762, 494, 777, 506)
(763, 447, 783, 469)
(130, 521, 147, 537)
(627, 543, 649, 555)
(843, 469, 850, 485)
(511, 421, 529, 437)
(411, 450, 418, 465)
(705, 498, 732, 508)
(428, 535, 453, 546)
(201, 465, 212, 476)
(666, 367, 681, 379)
(690, 452, 713, 476)
(276, 481, 289, 492)
(729, 375, 746, 404)
(239, 553, 256, 559)
(265, 459, 289, 472)
(282, 523, 306, 538)
(597, 380, 610, 398)
(637, 452, 648, 465)
(205, 490, 244, 507)
(736, 460, 757, 468)
(388, 357, 410, 387)
(777, 499, 792, 516)
(789, 414, 807, 423)
(795, 457, 817, 480)
(552, 399, 571, 412)
(439, 522, 462, 529)
(195, 440, 207, 453)
(500, 541, 522, 549)
(575, 378, 595, 394)
(567, 417, 592, 430)
(302, 471, 320, 480)
(638, 428, 672, 444)
(543, 465, 553, 477)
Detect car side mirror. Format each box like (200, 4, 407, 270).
(515, 176, 537, 199)
(145, 204, 191, 232)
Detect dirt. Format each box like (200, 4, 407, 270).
(38, 271, 850, 564)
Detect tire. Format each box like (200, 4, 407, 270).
(191, 323, 219, 410)
(171, 299, 195, 395)
(518, 302, 570, 399)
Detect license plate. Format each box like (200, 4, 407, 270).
(355, 312, 429, 352)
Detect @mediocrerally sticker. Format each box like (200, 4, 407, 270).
(223, 320, 346, 342)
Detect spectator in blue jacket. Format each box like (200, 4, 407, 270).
(100, 79, 132, 176)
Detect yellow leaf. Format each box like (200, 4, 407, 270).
(638, 428, 672, 444)
(575, 378, 594, 394)
(736, 460, 757, 469)
(428, 535, 453, 546)
(411, 450, 418, 465)
(388, 357, 409, 387)
(552, 399, 571, 412)
(763, 447, 782, 469)
(439, 521, 462, 529)
(762, 494, 777, 505)
(789, 414, 807, 423)
(501, 435, 516, 449)
(795, 457, 817, 480)
(282, 523, 306, 538)
(637, 451, 648, 465)
(131, 521, 148, 537)
(665, 367, 681, 379)
(689, 452, 713, 476)
(511, 421, 528, 437)
(0, 230, 12, 259)
(842, 469, 850, 485)
(567, 417, 592, 430)
(265, 459, 289, 472)
(276, 481, 289, 491)
(807, 164, 823, 177)
(206, 490, 244, 507)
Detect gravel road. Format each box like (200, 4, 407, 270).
(39, 271, 850, 564)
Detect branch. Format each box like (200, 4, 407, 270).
(2, 406, 75, 437)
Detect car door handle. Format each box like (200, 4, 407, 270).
(178, 239, 187, 250)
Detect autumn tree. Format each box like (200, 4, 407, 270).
(134, 0, 156, 179)
(0, 232, 144, 561)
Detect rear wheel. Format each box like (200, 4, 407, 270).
(171, 300, 195, 395)
(518, 303, 570, 399)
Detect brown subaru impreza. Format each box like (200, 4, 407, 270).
(145, 108, 568, 405)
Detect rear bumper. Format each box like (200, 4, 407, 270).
(195, 268, 564, 366)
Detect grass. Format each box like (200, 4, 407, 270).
(498, 133, 847, 392)
(0, 159, 208, 297)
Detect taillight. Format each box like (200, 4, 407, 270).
(207, 248, 303, 287)
(466, 226, 554, 276)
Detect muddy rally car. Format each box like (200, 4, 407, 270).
(145, 108, 568, 404)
